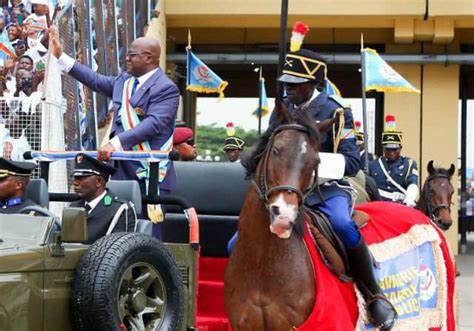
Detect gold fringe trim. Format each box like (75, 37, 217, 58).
(368, 224, 440, 262)
(186, 80, 229, 101)
(365, 84, 421, 94)
(353, 224, 451, 330)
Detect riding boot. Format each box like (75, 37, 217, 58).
(347, 238, 398, 330)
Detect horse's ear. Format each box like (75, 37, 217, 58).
(274, 98, 291, 124)
(448, 164, 455, 177)
(317, 118, 336, 136)
(427, 160, 435, 175)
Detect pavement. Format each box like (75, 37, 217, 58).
(457, 233, 474, 331)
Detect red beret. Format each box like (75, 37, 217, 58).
(173, 127, 194, 145)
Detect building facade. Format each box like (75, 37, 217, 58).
(155, 0, 474, 252)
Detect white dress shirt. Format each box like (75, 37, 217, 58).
(85, 190, 107, 214)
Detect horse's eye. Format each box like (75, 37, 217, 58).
(272, 147, 279, 155)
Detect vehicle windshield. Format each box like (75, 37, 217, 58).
(0, 214, 53, 245)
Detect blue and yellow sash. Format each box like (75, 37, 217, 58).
(119, 77, 173, 222)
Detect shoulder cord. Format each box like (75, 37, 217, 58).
(332, 107, 345, 153)
(378, 158, 407, 194)
(106, 203, 129, 235)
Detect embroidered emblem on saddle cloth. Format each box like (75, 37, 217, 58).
(304, 209, 368, 280)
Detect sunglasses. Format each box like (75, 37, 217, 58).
(185, 138, 195, 146)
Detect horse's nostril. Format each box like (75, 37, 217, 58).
(270, 205, 280, 215)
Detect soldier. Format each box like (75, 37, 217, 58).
(275, 44, 397, 329)
(173, 127, 197, 161)
(223, 122, 245, 163)
(368, 115, 418, 206)
(71, 153, 136, 244)
(0, 157, 37, 213)
(223, 136, 245, 163)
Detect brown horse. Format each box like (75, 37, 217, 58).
(224, 103, 347, 330)
(416, 160, 455, 231)
(224, 105, 319, 330)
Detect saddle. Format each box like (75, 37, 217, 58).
(304, 208, 369, 281)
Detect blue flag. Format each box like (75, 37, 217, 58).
(186, 48, 228, 100)
(364, 48, 420, 93)
(253, 77, 270, 117)
(325, 78, 342, 96)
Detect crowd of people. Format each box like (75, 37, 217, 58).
(0, 0, 52, 162)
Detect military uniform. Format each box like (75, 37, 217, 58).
(72, 153, 136, 244)
(274, 44, 397, 328)
(70, 190, 136, 244)
(0, 158, 38, 214)
(368, 114, 419, 206)
(368, 156, 418, 202)
(0, 197, 37, 214)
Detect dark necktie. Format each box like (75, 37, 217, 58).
(131, 78, 139, 96)
(84, 204, 92, 214)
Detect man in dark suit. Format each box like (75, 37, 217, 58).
(71, 153, 136, 244)
(50, 27, 179, 238)
(0, 157, 37, 213)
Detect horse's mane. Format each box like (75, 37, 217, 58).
(242, 108, 320, 178)
(416, 166, 453, 214)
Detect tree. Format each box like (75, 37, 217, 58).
(196, 124, 260, 161)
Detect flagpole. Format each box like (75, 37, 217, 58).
(258, 66, 263, 135)
(360, 33, 369, 170)
(277, 0, 289, 99)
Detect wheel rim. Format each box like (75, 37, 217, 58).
(117, 262, 167, 330)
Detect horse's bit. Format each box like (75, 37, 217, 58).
(426, 173, 452, 223)
(252, 124, 319, 210)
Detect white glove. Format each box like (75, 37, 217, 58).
(403, 184, 418, 207)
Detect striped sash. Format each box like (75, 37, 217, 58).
(119, 77, 173, 223)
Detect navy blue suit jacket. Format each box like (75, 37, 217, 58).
(69, 63, 179, 191)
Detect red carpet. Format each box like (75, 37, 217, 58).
(195, 257, 231, 331)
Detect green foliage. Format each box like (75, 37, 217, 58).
(196, 124, 260, 161)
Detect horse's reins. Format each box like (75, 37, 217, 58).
(425, 173, 452, 224)
(252, 124, 320, 211)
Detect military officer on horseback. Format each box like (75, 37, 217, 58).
(368, 115, 419, 207)
(276, 46, 397, 329)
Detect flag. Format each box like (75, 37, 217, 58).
(363, 48, 420, 93)
(253, 77, 269, 117)
(186, 48, 228, 100)
(0, 31, 16, 59)
(325, 78, 342, 96)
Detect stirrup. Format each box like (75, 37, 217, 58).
(366, 294, 398, 331)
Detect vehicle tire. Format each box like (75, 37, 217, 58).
(71, 232, 184, 331)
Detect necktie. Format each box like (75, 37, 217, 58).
(84, 204, 92, 214)
(131, 78, 139, 96)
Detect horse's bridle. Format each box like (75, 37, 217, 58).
(252, 124, 319, 210)
(425, 173, 452, 223)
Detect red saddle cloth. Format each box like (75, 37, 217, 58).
(297, 223, 359, 330)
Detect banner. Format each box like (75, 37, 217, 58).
(326, 78, 342, 97)
(253, 77, 269, 117)
(186, 48, 228, 100)
(364, 48, 420, 93)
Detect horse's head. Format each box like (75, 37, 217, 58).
(242, 99, 320, 239)
(418, 160, 455, 230)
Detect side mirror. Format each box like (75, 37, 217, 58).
(61, 207, 88, 243)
